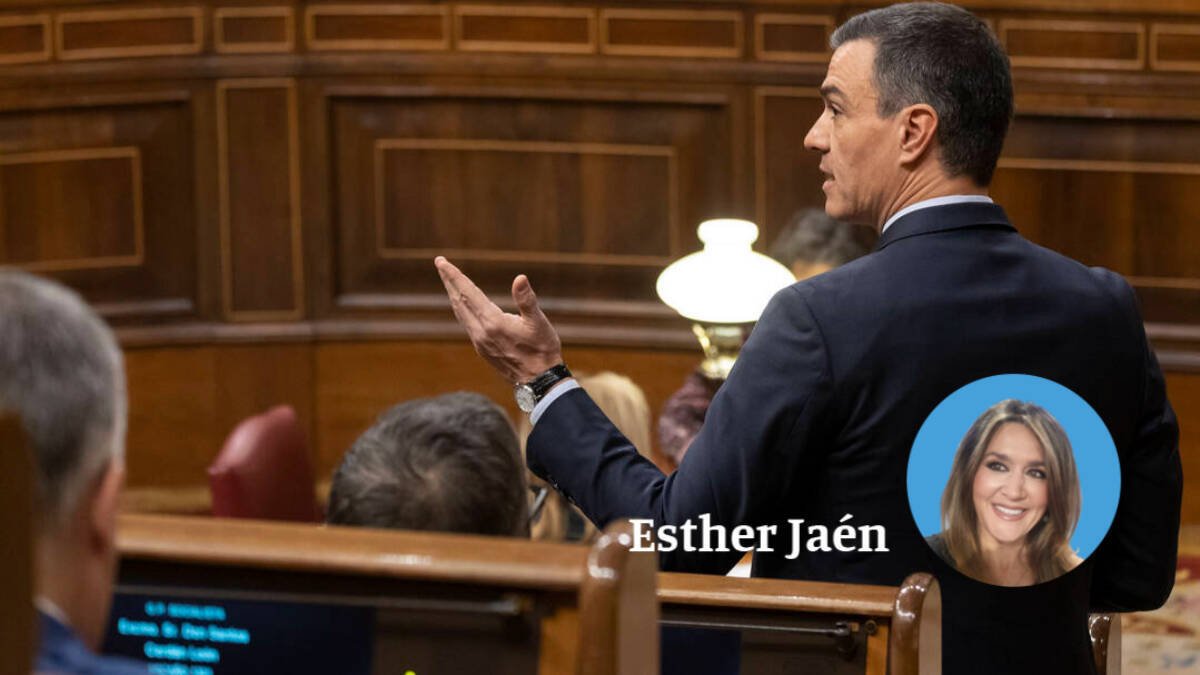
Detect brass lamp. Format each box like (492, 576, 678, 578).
(656, 219, 795, 379)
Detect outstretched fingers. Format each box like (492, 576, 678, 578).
(512, 274, 549, 325)
(435, 256, 494, 336)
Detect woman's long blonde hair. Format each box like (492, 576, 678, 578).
(940, 399, 1081, 584)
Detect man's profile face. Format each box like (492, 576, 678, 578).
(804, 39, 901, 228)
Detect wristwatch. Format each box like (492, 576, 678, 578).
(515, 364, 573, 413)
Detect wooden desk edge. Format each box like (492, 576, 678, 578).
(118, 513, 587, 591)
(658, 571, 897, 616)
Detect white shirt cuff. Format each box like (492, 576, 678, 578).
(530, 379, 580, 425)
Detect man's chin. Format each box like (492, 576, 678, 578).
(820, 198, 845, 220)
(821, 201, 869, 227)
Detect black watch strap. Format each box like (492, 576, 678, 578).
(527, 364, 573, 400)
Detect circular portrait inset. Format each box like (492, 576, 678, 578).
(907, 374, 1120, 587)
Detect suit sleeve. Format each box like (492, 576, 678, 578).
(1089, 278, 1183, 611)
(527, 285, 833, 574)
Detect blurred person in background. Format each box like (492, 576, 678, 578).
(522, 371, 651, 542)
(658, 209, 876, 469)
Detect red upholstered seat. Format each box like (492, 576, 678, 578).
(208, 405, 320, 522)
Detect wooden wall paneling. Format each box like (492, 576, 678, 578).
(314, 341, 514, 477)
(993, 160, 1200, 321)
(0, 92, 199, 322)
(599, 9, 743, 59)
(729, 83, 752, 218)
(123, 343, 316, 488)
(0, 146, 144, 271)
(190, 79, 222, 321)
(313, 340, 699, 477)
(327, 86, 735, 329)
(211, 343, 316, 466)
(298, 79, 331, 320)
(216, 78, 304, 320)
(305, 4, 450, 52)
(214, 6, 295, 54)
(1151, 23, 1200, 73)
(995, 114, 1200, 327)
(372, 137, 680, 265)
(0, 14, 50, 65)
(124, 346, 222, 488)
(950, 0, 1200, 14)
(988, 159, 1200, 309)
(1166, 372, 1200, 524)
(753, 87, 825, 248)
(753, 13, 832, 63)
(455, 5, 596, 55)
(55, 6, 204, 61)
(1000, 19, 1146, 71)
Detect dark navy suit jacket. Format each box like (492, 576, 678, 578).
(528, 202, 1182, 674)
(36, 610, 148, 674)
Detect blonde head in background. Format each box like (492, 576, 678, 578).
(520, 371, 652, 542)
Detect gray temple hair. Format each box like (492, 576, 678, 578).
(0, 269, 126, 528)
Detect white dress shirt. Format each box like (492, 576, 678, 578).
(881, 194, 993, 233)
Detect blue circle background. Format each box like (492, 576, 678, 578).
(906, 374, 1120, 560)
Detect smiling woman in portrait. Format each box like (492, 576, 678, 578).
(928, 399, 1084, 586)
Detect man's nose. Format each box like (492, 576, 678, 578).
(803, 114, 827, 152)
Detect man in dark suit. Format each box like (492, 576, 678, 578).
(0, 271, 147, 674)
(435, 3, 1181, 673)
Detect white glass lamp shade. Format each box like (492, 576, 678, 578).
(656, 219, 795, 324)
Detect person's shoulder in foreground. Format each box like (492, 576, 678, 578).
(37, 608, 148, 675)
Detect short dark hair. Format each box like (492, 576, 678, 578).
(327, 392, 528, 537)
(831, 2, 1013, 186)
(769, 208, 876, 268)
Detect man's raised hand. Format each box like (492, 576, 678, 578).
(434, 256, 563, 384)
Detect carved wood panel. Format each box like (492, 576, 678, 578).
(754, 87, 825, 248)
(305, 4, 450, 51)
(456, 5, 596, 54)
(0, 146, 143, 271)
(217, 78, 304, 320)
(0, 95, 198, 322)
(214, 6, 294, 54)
(326, 87, 734, 321)
(994, 114, 1200, 326)
(0, 14, 50, 65)
(56, 7, 204, 61)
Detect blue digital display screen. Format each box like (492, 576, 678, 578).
(103, 592, 374, 675)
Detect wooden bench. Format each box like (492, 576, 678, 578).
(0, 415, 36, 675)
(658, 572, 1122, 675)
(657, 571, 940, 675)
(113, 514, 1125, 675)
(114, 514, 656, 675)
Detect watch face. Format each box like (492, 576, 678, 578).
(515, 385, 536, 413)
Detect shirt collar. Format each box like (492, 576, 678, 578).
(881, 195, 994, 233)
(36, 596, 72, 628)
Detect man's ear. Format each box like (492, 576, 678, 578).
(898, 103, 939, 166)
(87, 458, 124, 555)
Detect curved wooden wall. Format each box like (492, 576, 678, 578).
(2, 0, 1199, 517)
